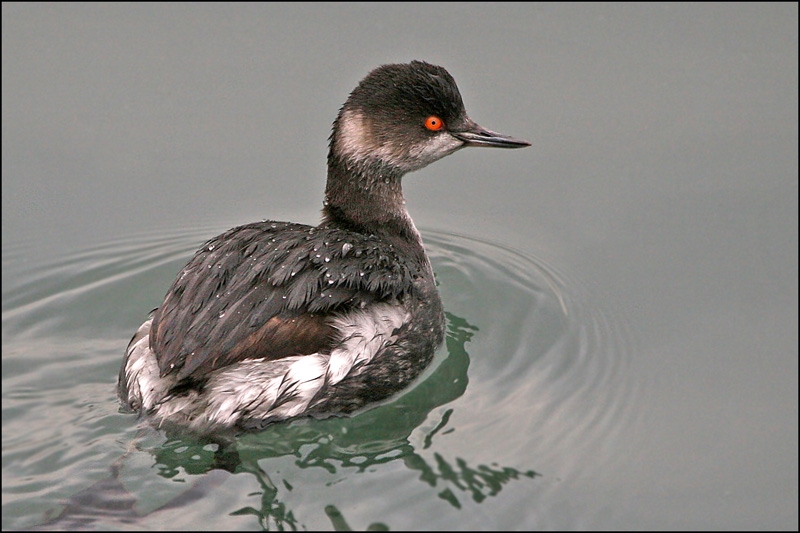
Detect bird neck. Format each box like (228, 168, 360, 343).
(321, 153, 423, 248)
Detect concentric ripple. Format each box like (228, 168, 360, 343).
(424, 230, 641, 475)
(2, 225, 640, 530)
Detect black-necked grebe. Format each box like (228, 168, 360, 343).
(118, 61, 530, 434)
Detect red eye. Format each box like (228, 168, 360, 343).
(424, 116, 444, 131)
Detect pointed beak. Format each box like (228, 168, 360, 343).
(452, 119, 531, 149)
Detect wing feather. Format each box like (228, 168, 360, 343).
(149, 221, 421, 381)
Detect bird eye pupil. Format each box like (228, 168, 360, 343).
(425, 116, 444, 131)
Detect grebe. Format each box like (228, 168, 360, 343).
(118, 61, 530, 434)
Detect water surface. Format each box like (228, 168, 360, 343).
(3, 3, 797, 530)
(3, 227, 634, 530)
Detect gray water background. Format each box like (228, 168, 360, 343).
(3, 3, 797, 530)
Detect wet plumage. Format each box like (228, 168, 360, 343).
(118, 61, 529, 434)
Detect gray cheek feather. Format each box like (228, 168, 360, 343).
(119, 302, 410, 430)
(407, 133, 464, 169)
(335, 109, 390, 163)
(336, 109, 464, 172)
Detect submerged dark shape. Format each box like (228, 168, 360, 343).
(118, 60, 530, 434)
